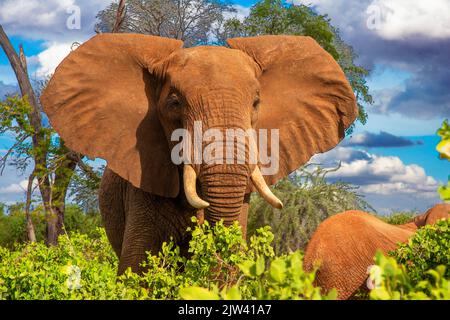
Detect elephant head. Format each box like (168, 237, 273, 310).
(41, 34, 357, 224)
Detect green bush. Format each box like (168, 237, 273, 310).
(0, 204, 101, 248)
(1, 217, 448, 300)
(390, 218, 450, 283)
(381, 212, 416, 225)
(369, 252, 449, 300)
(0, 220, 331, 300)
(0, 229, 136, 299)
(0, 206, 46, 247)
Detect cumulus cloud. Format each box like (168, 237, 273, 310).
(292, 0, 450, 41)
(0, 0, 111, 42)
(343, 131, 419, 148)
(0, 179, 38, 194)
(325, 155, 439, 195)
(310, 146, 372, 165)
(291, 0, 450, 120)
(32, 42, 74, 78)
(368, 0, 450, 40)
(309, 147, 442, 212)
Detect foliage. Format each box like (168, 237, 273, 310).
(0, 95, 98, 244)
(0, 203, 46, 247)
(248, 165, 372, 254)
(390, 218, 450, 283)
(1, 218, 449, 300)
(0, 229, 137, 299)
(381, 211, 417, 225)
(181, 250, 336, 300)
(219, 0, 372, 128)
(0, 204, 101, 248)
(96, 0, 236, 47)
(68, 164, 104, 213)
(368, 251, 449, 300)
(0, 96, 46, 174)
(0, 220, 332, 300)
(436, 119, 450, 201)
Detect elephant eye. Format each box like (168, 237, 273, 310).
(253, 97, 260, 109)
(167, 92, 181, 108)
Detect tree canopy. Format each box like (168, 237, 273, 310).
(219, 0, 372, 127)
(97, 0, 373, 127)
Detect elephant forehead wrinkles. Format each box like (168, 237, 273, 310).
(165, 47, 259, 90)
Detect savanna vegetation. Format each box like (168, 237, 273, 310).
(0, 217, 448, 300)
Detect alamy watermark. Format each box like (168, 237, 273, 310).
(170, 121, 280, 175)
(66, 4, 81, 30)
(366, 2, 394, 31)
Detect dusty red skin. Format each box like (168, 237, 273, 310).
(304, 204, 450, 300)
(41, 34, 357, 274)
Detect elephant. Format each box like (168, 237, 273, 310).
(303, 204, 450, 300)
(41, 33, 358, 274)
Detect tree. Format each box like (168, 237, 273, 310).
(69, 164, 104, 214)
(0, 94, 80, 244)
(219, 0, 372, 128)
(96, 0, 236, 47)
(0, 27, 89, 244)
(0, 3, 128, 244)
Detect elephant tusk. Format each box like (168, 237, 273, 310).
(183, 165, 210, 209)
(251, 166, 283, 209)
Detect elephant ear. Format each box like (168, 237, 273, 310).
(41, 34, 183, 197)
(227, 35, 358, 185)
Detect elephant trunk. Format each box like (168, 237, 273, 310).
(182, 128, 283, 224)
(199, 163, 249, 225)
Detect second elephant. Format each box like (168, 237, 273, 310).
(303, 204, 450, 300)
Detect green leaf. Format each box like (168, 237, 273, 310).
(238, 260, 255, 277)
(269, 258, 286, 283)
(179, 287, 219, 300)
(255, 255, 265, 276)
(223, 286, 242, 300)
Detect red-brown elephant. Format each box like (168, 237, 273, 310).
(41, 33, 357, 274)
(303, 204, 450, 300)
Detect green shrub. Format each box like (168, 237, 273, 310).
(0, 219, 330, 300)
(381, 212, 416, 225)
(390, 218, 450, 282)
(0, 228, 141, 299)
(0, 204, 101, 248)
(369, 251, 449, 300)
(1, 217, 448, 300)
(0, 206, 46, 247)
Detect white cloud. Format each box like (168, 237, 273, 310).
(0, 0, 111, 41)
(0, 179, 38, 194)
(292, 0, 450, 40)
(225, 5, 251, 22)
(310, 147, 441, 199)
(308, 146, 444, 213)
(33, 42, 74, 78)
(369, 0, 450, 40)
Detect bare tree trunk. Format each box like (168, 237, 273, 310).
(112, 0, 126, 32)
(1, 25, 62, 245)
(25, 171, 37, 242)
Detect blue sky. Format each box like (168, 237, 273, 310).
(0, 0, 449, 214)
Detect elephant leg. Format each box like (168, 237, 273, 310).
(118, 208, 159, 275)
(99, 167, 126, 258)
(118, 184, 194, 275)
